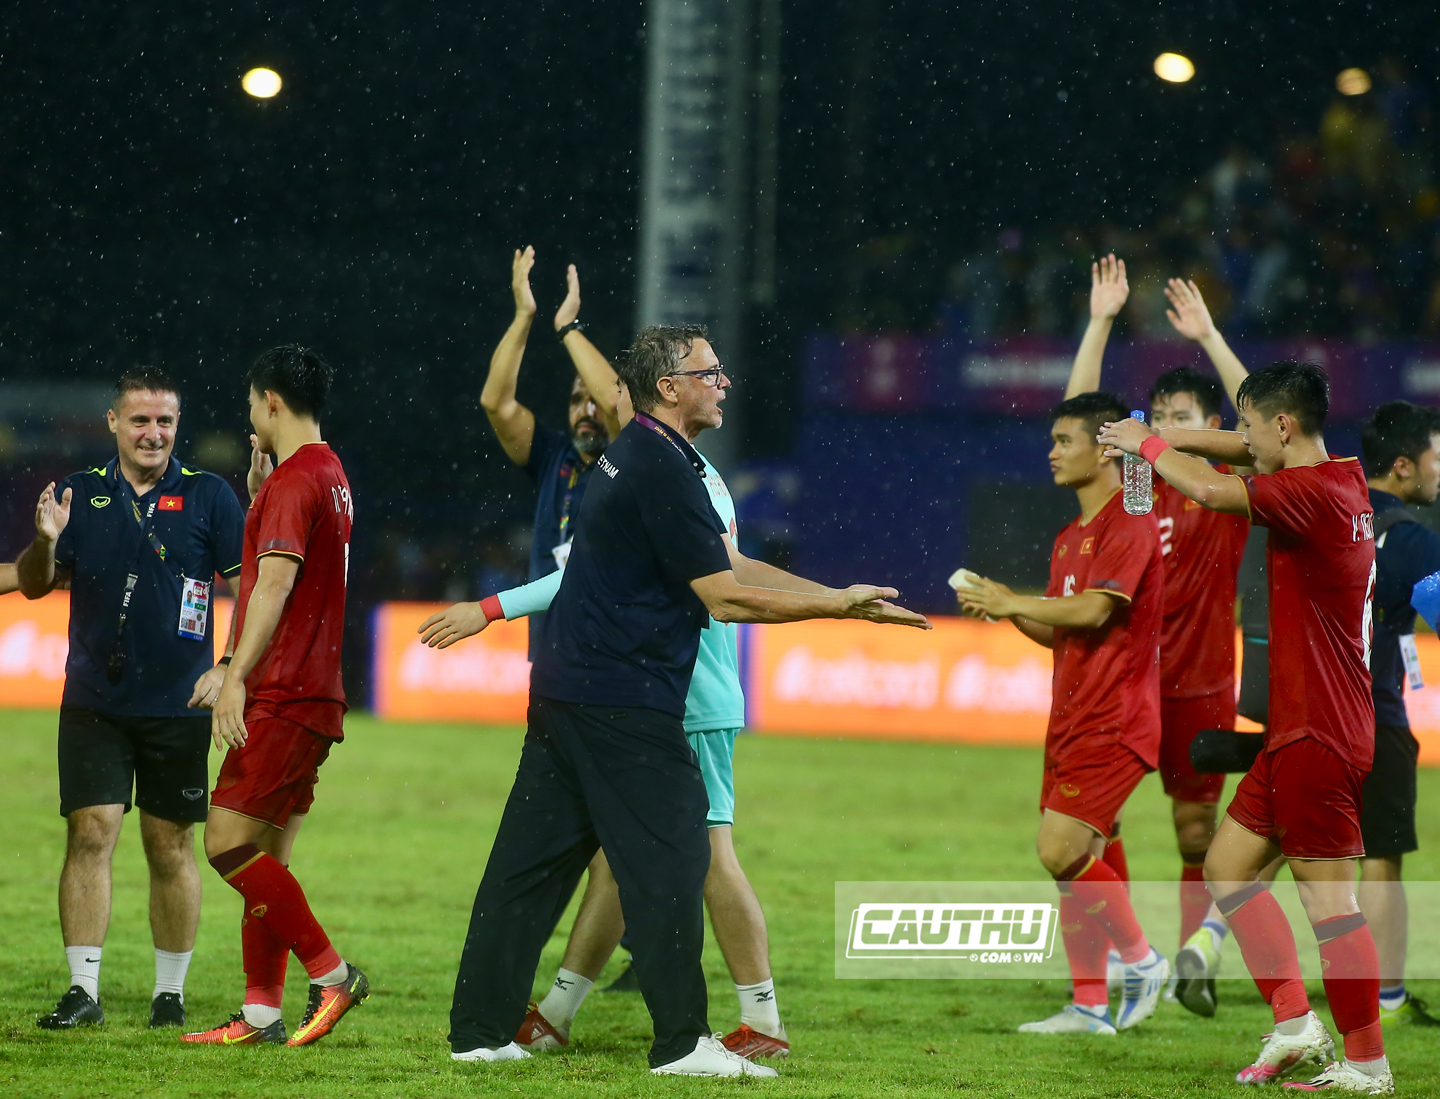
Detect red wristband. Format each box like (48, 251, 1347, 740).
(1138, 435, 1171, 465)
(479, 595, 504, 623)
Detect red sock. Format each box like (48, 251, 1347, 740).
(1179, 860, 1210, 946)
(1218, 883, 1308, 1023)
(1057, 855, 1148, 963)
(1059, 889, 1111, 1007)
(1102, 826, 1129, 888)
(211, 845, 342, 980)
(241, 909, 288, 1009)
(1314, 914, 1384, 1062)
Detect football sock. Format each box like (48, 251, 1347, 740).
(537, 968, 594, 1033)
(1179, 858, 1210, 945)
(735, 978, 785, 1039)
(241, 908, 288, 1010)
(1057, 855, 1149, 963)
(65, 945, 102, 1000)
(1058, 888, 1110, 1008)
(1379, 983, 1406, 1010)
(1217, 882, 1308, 1024)
(153, 948, 192, 1000)
(1102, 824, 1129, 886)
(242, 1003, 283, 1029)
(1313, 913, 1384, 1063)
(209, 844, 342, 981)
(314, 960, 350, 987)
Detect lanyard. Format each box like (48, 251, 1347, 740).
(633, 413, 707, 477)
(557, 461, 581, 542)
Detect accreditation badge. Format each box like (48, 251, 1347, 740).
(178, 577, 211, 641)
(551, 540, 573, 570)
(1400, 633, 1424, 691)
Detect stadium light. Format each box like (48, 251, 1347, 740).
(1153, 53, 1195, 84)
(1336, 68, 1371, 96)
(241, 67, 283, 99)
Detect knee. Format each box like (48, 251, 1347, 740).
(1035, 837, 1075, 879)
(1172, 801, 1217, 850)
(66, 810, 121, 861)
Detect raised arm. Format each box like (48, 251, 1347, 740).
(1164, 278, 1248, 410)
(480, 247, 540, 465)
(1098, 418, 1250, 516)
(554, 265, 622, 440)
(17, 482, 72, 598)
(1064, 254, 1129, 399)
(689, 571, 930, 629)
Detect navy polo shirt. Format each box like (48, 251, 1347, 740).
(1369, 489, 1440, 728)
(54, 456, 246, 718)
(522, 423, 597, 660)
(531, 416, 731, 717)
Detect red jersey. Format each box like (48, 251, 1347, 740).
(1045, 491, 1164, 768)
(1241, 458, 1375, 768)
(1154, 470, 1249, 698)
(236, 442, 353, 739)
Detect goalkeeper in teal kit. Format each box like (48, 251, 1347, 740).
(419, 443, 797, 1062)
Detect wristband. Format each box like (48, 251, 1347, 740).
(556, 320, 583, 341)
(480, 595, 505, 623)
(217, 655, 232, 666)
(1138, 435, 1171, 465)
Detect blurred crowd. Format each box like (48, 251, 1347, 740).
(944, 61, 1439, 342)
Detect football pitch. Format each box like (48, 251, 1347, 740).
(3, 709, 1439, 1098)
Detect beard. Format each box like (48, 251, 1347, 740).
(572, 422, 609, 458)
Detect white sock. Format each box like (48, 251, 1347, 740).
(314, 959, 349, 987)
(537, 968, 593, 1033)
(242, 1002, 283, 1028)
(1351, 1055, 1390, 1077)
(153, 949, 192, 1000)
(1275, 1012, 1311, 1036)
(1379, 983, 1406, 1009)
(735, 979, 784, 1039)
(65, 946, 103, 1000)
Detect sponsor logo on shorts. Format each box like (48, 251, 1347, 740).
(91, 496, 112, 508)
(1059, 783, 1081, 797)
(845, 902, 1058, 961)
(250, 904, 268, 919)
(182, 788, 205, 800)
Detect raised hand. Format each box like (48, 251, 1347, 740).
(1164, 278, 1216, 341)
(554, 264, 581, 332)
(512, 246, 537, 318)
(418, 602, 492, 648)
(1090, 253, 1129, 321)
(34, 482, 72, 543)
(247, 434, 274, 501)
(1096, 416, 1156, 458)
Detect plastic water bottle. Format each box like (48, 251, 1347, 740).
(1122, 409, 1154, 516)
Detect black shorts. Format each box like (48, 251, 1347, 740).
(1359, 723, 1419, 858)
(58, 706, 211, 822)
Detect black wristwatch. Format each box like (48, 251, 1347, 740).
(556, 320, 583, 341)
(218, 655, 232, 666)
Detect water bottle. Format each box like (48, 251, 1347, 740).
(1122, 409, 1154, 516)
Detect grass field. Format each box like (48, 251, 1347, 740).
(3, 708, 1439, 1098)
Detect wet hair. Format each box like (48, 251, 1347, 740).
(1149, 366, 1223, 420)
(1235, 359, 1329, 436)
(1362, 400, 1440, 479)
(114, 365, 179, 408)
(617, 325, 709, 413)
(247, 344, 334, 419)
(1051, 390, 1128, 442)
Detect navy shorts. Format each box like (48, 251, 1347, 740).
(58, 706, 211, 822)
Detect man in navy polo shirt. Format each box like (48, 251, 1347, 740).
(17, 366, 246, 1031)
(447, 326, 929, 1077)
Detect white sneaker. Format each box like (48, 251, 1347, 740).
(1106, 948, 1124, 993)
(452, 1041, 532, 1063)
(1280, 1058, 1395, 1094)
(1236, 1011, 1335, 1085)
(1116, 949, 1169, 1030)
(1174, 926, 1222, 1018)
(651, 1035, 779, 1077)
(1017, 1004, 1117, 1035)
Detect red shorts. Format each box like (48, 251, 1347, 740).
(211, 715, 332, 828)
(1159, 691, 1232, 803)
(1225, 737, 1367, 860)
(1040, 745, 1150, 837)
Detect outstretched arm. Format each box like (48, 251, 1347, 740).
(480, 247, 540, 465)
(1165, 278, 1248, 410)
(958, 574, 1119, 650)
(1065, 254, 1129, 398)
(725, 537, 834, 595)
(0, 562, 16, 596)
(554, 265, 622, 440)
(417, 569, 566, 649)
(1098, 418, 1250, 515)
(690, 571, 930, 628)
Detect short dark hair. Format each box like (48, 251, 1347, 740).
(1051, 390, 1129, 442)
(1235, 359, 1329, 436)
(114, 365, 179, 408)
(1362, 400, 1440, 478)
(617, 325, 709, 413)
(1149, 366, 1223, 420)
(247, 345, 334, 419)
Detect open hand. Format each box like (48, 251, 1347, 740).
(418, 602, 491, 648)
(554, 264, 581, 331)
(1164, 278, 1216, 341)
(839, 584, 932, 629)
(1097, 416, 1156, 458)
(512, 246, 537, 318)
(211, 676, 248, 750)
(1090, 253, 1129, 321)
(247, 435, 274, 501)
(957, 574, 1020, 620)
(188, 665, 226, 710)
(34, 482, 72, 543)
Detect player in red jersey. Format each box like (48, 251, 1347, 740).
(961, 389, 1169, 1036)
(183, 346, 368, 1049)
(1101, 361, 1392, 1094)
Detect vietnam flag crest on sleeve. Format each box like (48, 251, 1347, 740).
(159, 495, 184, 511)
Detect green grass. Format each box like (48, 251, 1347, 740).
(2, 708, 1439, 1097)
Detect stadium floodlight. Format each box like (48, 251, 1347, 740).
(1153, 53, 1195, 84)
(1336, 68, 1371, 96)
(241, 67, 283, 99)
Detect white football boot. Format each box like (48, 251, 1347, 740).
(1236, 1011, 1336, 1085)
(452, 1041, 532, 1063)
(1116, 949, 1169, 1029)
(1017, 1003, 1117, 1035)
(651, 1035, 779, 1077)
(1281, 1058, 1395, 1094)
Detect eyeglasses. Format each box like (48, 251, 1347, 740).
(665, 366, 731, 388)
